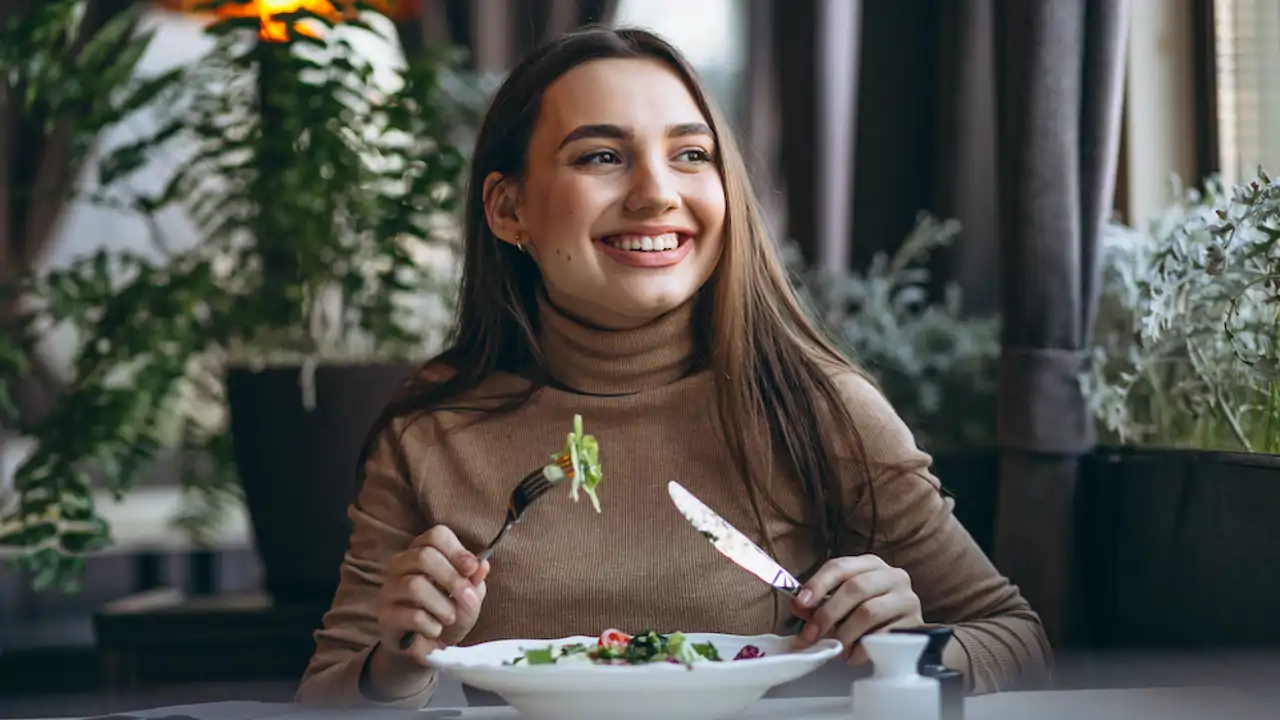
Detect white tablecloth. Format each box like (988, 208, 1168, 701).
(14, 687, 1273, 720)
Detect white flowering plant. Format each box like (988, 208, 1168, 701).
(1082, 170, 1280, 453)
(785, 214, 1001, 453)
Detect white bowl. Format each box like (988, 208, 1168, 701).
(426, 632, 844, 720)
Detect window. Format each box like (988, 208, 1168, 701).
(611, 0, 748, 127)
(1213, 0, 1280, 183)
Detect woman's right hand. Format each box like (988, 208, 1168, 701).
(374, 525, 491, 670)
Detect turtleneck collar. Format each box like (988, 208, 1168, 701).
(536, 288, 698, 395)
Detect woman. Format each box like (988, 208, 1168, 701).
(296, 26, 1050, 708)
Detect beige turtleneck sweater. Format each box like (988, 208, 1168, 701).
(295, 295, 1051, 707)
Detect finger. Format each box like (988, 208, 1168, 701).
(387, 574, 458, 626)
(847, 642, 870, 667)
(796, 555, 888, 609)
(835, 593, 921, 663)
(419, 525, 480, 576)
(402, 546, 476, 601)
(788, 602, 815, 622)
(453, 561, 491, 618)
(385, 604, 445, 643)
(470, 558, 491, 585)
(454, 582, 486, 628)
(402, 634, 437, 665)
(804, 567, 899, 642)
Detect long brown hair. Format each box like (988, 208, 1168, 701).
(362, 26, 878, 557)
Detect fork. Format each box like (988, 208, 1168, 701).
(397, 455, 575, 650)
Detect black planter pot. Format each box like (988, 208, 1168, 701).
(899, 446, 1280, 652)
(226, 361, 418, 605)
(1079, 446, 1280, 649)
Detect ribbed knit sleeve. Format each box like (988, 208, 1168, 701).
(834, 373, 1053, 694)
(295, 421, 439, 709)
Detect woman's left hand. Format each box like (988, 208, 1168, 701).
(790, 554, 923, 665)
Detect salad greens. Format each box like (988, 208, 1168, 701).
(544, 413, 603, 512)
(505, 629, 764, 668)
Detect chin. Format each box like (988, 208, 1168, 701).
(618, 288, 698, 320)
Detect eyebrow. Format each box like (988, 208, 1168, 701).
(557, 122, 714, 149)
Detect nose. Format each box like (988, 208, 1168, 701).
(624, 152, 680, 215)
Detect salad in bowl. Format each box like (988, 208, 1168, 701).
(426, 628, 842, 720)
(506, 628, 765, 667)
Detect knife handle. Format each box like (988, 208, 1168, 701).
(777, 583, 833, 602)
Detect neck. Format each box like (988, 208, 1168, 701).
(542, 287, 664, 332)
(536, 288, 698, 395)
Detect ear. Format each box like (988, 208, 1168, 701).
(483, 171, 524, 247)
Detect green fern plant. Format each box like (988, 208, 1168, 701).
(0, 2, 488, 590)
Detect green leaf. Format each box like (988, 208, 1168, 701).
(3, 0, 491, 592)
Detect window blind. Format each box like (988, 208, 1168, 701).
(1214, 0, 1280, 183)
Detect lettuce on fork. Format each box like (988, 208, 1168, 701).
(544, 414, 603, 512)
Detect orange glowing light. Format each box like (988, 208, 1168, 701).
(216, 1, 344, 42)
(156, 1, 419, 41)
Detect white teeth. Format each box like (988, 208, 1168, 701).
(605, 233, 681, 252)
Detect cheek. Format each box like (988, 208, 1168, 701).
(521, 176, 615, 277)
(527, 175, 616, 240)
(688, 179, 728, 248)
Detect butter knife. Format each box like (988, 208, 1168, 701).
(667, 479, 804, 597)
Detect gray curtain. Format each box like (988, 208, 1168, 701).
(760, 0, 1130, 645)
(764, 0, 1002, 312)
(394, 0, 618, 70)
(992, 0, 1129, 646)
(767, 0, 862, 272)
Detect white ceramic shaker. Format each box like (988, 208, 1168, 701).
(849, 633, 940, 720)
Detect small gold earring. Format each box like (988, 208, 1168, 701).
(515, 232, 526, 253)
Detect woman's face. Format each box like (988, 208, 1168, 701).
(485, 57, 727, 329)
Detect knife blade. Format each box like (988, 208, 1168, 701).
(667, 479, 804, 597)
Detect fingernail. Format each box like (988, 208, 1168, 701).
(460, 587, 478, 607)
(797, 589, 813, 606)
(802, 623, 818, 643)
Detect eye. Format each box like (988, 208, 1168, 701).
(574, 149, 623, 166)
(675, 147, 713, 163)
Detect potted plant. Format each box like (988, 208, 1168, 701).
(0, 0, 186, 585)
(1083, 173, 1280, 453)
(1078, 170, 1280, 649)
(784, 214, 1002, 553)
(0, 0, 492, 600)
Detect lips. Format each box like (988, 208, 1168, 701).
(594, 231, 695, 268)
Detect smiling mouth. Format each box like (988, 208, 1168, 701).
(598, 232, 691, 252)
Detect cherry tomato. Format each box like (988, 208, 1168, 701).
(599, 628, 631, 648)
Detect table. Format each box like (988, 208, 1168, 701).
(93, 589, 326, 693)
(9, 687, 1276, 720)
